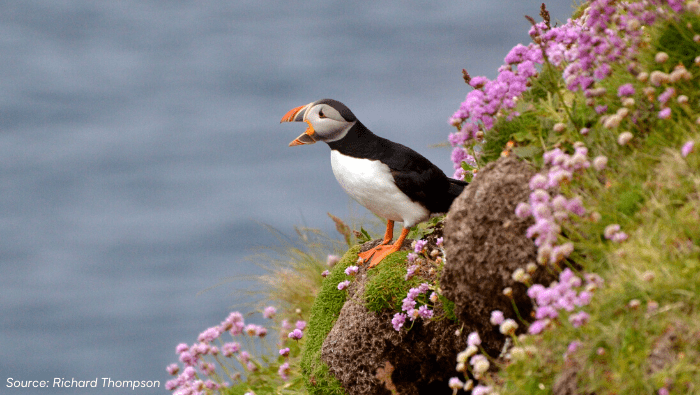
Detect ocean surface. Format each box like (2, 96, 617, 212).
(1, 1, 575, 393)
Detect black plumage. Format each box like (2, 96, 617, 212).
(327, 121, 467, 214)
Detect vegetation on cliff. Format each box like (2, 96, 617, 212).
(164, 1, 700, 394)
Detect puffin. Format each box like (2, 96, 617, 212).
(280, 99, 467, 268)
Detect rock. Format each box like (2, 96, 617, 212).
(321, 265, 465, 395)
(440, 156, 556, 356)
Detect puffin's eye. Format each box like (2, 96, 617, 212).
(318, 109, 326, 118)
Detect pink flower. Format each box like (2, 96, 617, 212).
(279, 347, 290, 357)
(405, 264, 418, 281)
(528, 320, 547, 335)
(175, 343, 189, 354)
(576, 291, 592, 306)
(604, 224, 621, 239)
(417, 305, 434, 319)
(262, 306, 277, 319)
(288, 329, 303, 340)
(326, 254, 340, 267)
(567, 340, 582, 354)
(401, 296, 416, 311)
(529, 174, 548, 190)
(536, 305, 559, 320)
(295, 320, 307, 331)
(658, 107, 672, 119)
(467, 331, 481, 347)
(255, 326, 268, 337)
(612, 231, 629, 243)
(490, 310, 505, 325)
(472, 384, 493, 395)
(337, 280, 351, 290)
(200, 361, 215, 375)
(566, 196, 586, 216)
(222, 342, 240, 357)
(166, 363, 179, 376)
(617, 83, 635, 97)
(179, 351, 196, 366)
(344, 265, 359, 276)
(515, 202, 532, 218)
(527, 284, 545, 299)
(413, 239, 428, 253)
(204, 380, 218, 390)
(278, 362, 291, 381)
(569, 311, 590, 328)
(658, 87, 675, 104)
(165, 379, 178, 390)
(197, 326, 221, 343)
(244, 324, 258, 336)
(682, 140, 695, 157)
(392, 313, 406, 331)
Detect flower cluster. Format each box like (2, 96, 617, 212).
(548, 1, 657, 93)
(447, 0, 691, 176)
(287, 320, 307, 341)
(603, 224, 628, 243)
(516, 144, 590, 265)
(336, 264, 361, 291)
(526, 268, 603, 335)
(392, 283, 433, 331)
(166, 311, 268, 393)
(449, 330, 499, 394)
(448, 40, 543, 178)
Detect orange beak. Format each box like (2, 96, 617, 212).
(280, 104, 317, 147)
(280, 105, 306, 123)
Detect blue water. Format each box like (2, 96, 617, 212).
(1, 1, 575, 393)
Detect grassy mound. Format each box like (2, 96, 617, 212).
(300, 246, 358, 395)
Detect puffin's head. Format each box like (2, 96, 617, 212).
(280, 99, 357, 146)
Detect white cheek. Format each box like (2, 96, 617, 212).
(320, 121, 354, 142)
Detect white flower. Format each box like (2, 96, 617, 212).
(499, 318, 519, 335)
(617, 131, 633, 146)
(655, 52, 669, 63)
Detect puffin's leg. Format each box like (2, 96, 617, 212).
(379, 220, 395, 245)
(366, 227, 410, 268)
(358, 220, 394, 262)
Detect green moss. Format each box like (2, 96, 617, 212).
(437, 294, 458, 322)
(363, 250, 415, 312)
(300, 246, 359, 395)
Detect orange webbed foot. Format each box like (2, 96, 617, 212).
(357, 220, 396, 265)
(363, 227, 411, 268)
(366, 244, 402, 268)
(358, 247, 379, 263)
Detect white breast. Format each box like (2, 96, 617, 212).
(330, 150, 429, 227)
